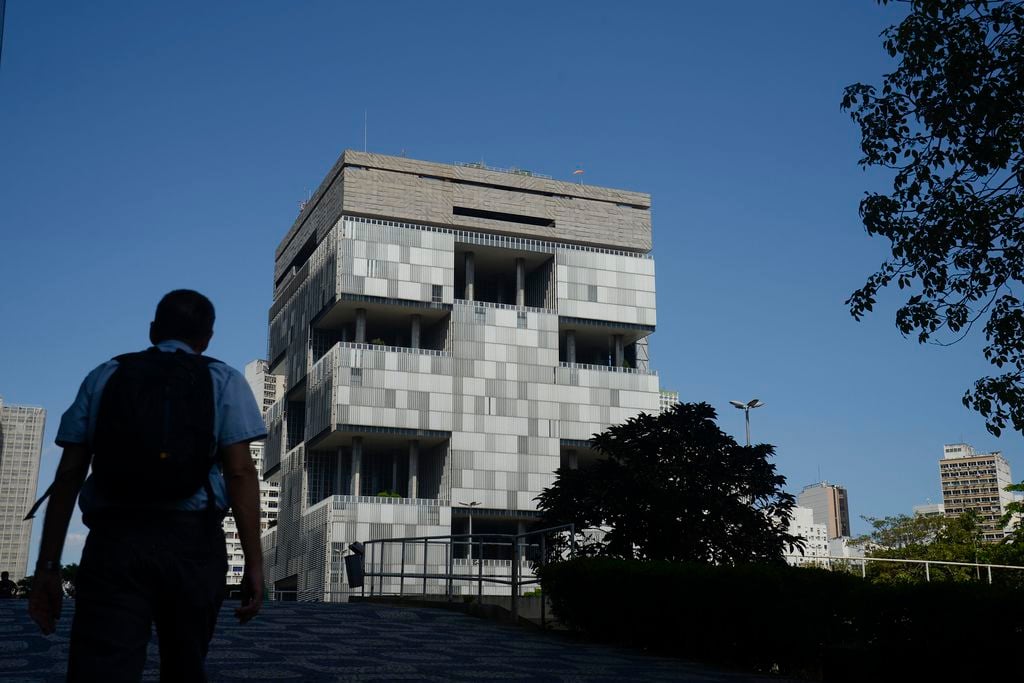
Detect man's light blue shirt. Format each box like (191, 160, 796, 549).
(56, 340, 268, 516)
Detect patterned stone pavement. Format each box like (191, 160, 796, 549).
(0, 600, 791, 681)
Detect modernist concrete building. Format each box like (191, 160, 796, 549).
(940, 443, 1015, 542)
(260, 151, 659, 600)
(0, 398, 45, 581)
(797, 481, 851, 540)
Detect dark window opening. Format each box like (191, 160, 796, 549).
(453, 206, 554, 228)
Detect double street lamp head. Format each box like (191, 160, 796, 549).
(730, 399, 764, 411)
(729, 399, 764, 446)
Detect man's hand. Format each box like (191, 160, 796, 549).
(235, 564, 263, 624)
(28, 570, 63, 635)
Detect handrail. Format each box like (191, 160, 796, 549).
(454, 161, 554, 179)
(334, 341, 450, 357)
(559, 361, 658, 376)
(786, 554, 1024, 583)
(342, 215, 652, 260)
(454, 298, 555, 315)
(360, 524, 574, 624)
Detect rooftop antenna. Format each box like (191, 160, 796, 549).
(0, 0, 7, 69)
(363, 109, 367, 152)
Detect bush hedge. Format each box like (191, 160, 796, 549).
(539, 558, 1024, 681)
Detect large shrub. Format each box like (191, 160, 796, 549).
(540, 558, 1024, 681)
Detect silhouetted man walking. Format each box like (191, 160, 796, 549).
(0, 571, 16, 599)
(29, 290, 267, 681)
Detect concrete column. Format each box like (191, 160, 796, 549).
(408, 440, 419, 499)
(355, 308, 367, 343)
(515, 258, 526, 307)
(567, 449, 579, 470)
(613, 334, 624, 367)
(566, 330, 576, 364)
(335, 448, 345, 496)
(464, 252, 475, 301)
(351, 437, 363, 497)
(391, 452, 398, 492)
(410, 314, 421, 349)
(517, 520, 527, 536)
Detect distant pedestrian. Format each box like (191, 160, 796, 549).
(0, 571, 16, 599)
(27, 289, 267, 681)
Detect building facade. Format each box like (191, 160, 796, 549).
(0, 398, 45, 581)
(659, 389, 679, 413)
(797, 481, 851, 540)
(785, 506, 829, 567)
(223, 361, 285, 586)
(940, 443, 1015, 542)
(260, 151, 659, 600)
(913, 502, 945, 517)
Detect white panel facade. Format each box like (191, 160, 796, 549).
(262, 154, 660, 601)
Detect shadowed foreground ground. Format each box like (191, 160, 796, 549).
(0, 600, 794, 681)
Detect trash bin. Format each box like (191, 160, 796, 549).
(345, 542, 365, 588)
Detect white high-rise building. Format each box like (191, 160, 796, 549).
(245, 359, 285, 417)
(785, 506, 829, 567)
(261, 151, 660, 600)
(222, 361, 284, 586)
(0, 398, 46, 581)
(659, 389, 679, 413)
(940, 443, 1015, 542)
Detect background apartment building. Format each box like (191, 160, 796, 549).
(0, 398, 45, 581)
(785, 506, 829, 567)
(659, 389, 679, 413)
(797, 481, 851, 540)
(940, 443, 1015, 542)
(260, 151, 659, 600)
(222, 361, 284, 586)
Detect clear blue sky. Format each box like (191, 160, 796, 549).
(1, 1, 1015, 566)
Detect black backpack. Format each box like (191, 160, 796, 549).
(90, 348, 218, 506)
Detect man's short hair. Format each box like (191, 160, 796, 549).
(152, 290, 215, 342)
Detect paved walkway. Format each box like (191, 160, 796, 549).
(1, 600, 789, 681)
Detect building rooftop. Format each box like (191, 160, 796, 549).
(275, 150, 654, 284)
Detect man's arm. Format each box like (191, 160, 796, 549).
(29, 444, 91, 634)
(222, 441, 263, 623)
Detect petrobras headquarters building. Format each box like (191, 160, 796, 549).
(261, 151, 659, 599)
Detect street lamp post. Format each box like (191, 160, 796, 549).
(458, 501, 481, 562)
(729, 399, 765, 446)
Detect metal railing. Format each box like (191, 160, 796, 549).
(361, 524, 573, 624)
(342, 216, 653, 260)
(786, 554, 1024, 583)
(559, 361, 658, 376)
(454, 298, 555, 315)
(454, 161, 554, 179)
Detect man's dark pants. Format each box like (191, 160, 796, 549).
(68, 511, 227, 682)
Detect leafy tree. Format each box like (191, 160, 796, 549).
(535, 402, 803, 565)
(999, 481, 1024, 534)
(855, 512, 949, 550)
(16, 574, 33, 598)
(842, 0, 1024, 437)
(849, 511, 1024, 584)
